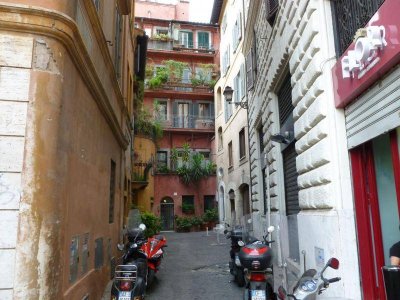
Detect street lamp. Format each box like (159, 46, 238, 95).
(223, 86, 248, 109)
(270, 131, 294, 144)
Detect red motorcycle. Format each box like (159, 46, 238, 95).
(141, 234, 167, 286)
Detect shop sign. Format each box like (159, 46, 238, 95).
(332, 0, 400, 108)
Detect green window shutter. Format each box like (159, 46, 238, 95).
(173, 101, 178, 127)
(210, 101, 214, 118)
(188, 32, 193, 48)
(198, 32, 209, 49)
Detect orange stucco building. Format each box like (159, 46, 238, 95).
(0, 0, 141, 298)
(134, 0, 219, 230)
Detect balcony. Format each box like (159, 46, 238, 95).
(147, 38, 217, 54)
(158, 114, 215, 131)
(132, 160, 153, 190)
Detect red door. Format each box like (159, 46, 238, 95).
(350, 130, 400, 300)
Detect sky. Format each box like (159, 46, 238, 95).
(189, 0, 214, 23)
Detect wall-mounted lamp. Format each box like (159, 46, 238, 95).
(224, 86, 248, 109)
(271, 131, 293, 144)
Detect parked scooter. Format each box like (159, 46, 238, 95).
(277, 257, 341, 300)
(239, 226, 275, 300)
(111, 223, 148, 300)
(141, 234, 167, 286)
(224, 224, 246, 287)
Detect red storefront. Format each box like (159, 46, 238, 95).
(332, 0, 400, 298)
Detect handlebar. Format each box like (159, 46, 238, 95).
(328, 277, 341, 283)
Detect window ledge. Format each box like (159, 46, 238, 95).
(228, 165, 234, 173)
(239, 156, 248, 166)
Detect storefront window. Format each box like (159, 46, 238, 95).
(372, 133, 399, 265)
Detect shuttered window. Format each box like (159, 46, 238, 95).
(278, 74, 299, 215)
(197, 31, 210, 49)
(246, 51, 253, 90)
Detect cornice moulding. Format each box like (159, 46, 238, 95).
(0, 3, 129, 149)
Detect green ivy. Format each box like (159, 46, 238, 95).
(140, 211, 162, 238)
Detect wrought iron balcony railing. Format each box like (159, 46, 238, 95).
(156, 114, 215, 130)
(147, 38, 217, 53)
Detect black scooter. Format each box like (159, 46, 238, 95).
(224, 224, 246, 287)
(111, 224, 148, 300)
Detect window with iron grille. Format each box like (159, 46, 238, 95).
(182, 195, 195, 214)
(157, 151, 168, 169)
(95, 237, 104, 269)
(264, 0, 279, 26)
(114, 6, 122, 80)
(228, 141, 233, 168)
(332, 0, 385, 56)
(109, 160, 116, 223)
(239, 128, 246, 159)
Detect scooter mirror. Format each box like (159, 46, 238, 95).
(238, 240, 245, 247)
(117, 243, 124, 251)
(247, 219, 252, 224)
(277, 286, 287, 300)
(327, 257, 340, 270)
(267, 226, 275, 233)
(139, 223, 146, 231)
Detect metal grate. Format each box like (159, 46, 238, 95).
(95, 237, 104, 269)
(278, 74, 293, 126)
(283, 143, 300, 216)
(332, 0, 385, 56)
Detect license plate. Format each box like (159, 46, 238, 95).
(118, 291, 131, 300)
(251, 290, 266, 300)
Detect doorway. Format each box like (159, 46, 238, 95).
(160, 197, 174, 231)
(351, 129, 400, 299)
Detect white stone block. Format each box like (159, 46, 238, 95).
(0, 249, 15, 289)
(0, 173, 21, 209)
(296, 137, 331, 174)
(0, 137, 25, 172)
(299, 183, 334, 208)
(297, 162, 332, 189)
(0, 67, 30, 101)
(0, 289, 13, 300)
(0, 210, 18, 248)
(0, 101, 28, 136)
(0, 34, 33, 68)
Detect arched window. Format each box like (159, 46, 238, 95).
(218, 127, 223, 151)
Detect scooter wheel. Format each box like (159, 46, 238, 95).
(147, 269, 155, 288)
(236, 269, 245, 287)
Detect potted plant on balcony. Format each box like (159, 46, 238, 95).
(202, 208, 219, 230)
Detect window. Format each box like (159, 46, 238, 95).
(234, 69, 244, 107)
(332, 0, 384, 56)
(114, 6, 122, 80)
(199, 151, 211, 167)
(199, 102, 211, 118)
(182, 68, 191, 84)
(222, 45, 231, 76)
(179, 31, 193, 48)
(246, 50, 253, 90)
(155, 100, 167, 121)
(182, 195, 195, 214)
(264, 0, 279, 26)
(197, 32, 210, 49)
(232, 13, 242, 51)
(156, 28, 169, 35)
(94, 237, 104, 269)
(109, 160, 116, 223)
(157, 151, 168, 169)
(218, 127, 223, 151)
(278, 73, 300, 262)
(239, 128, 246, 159)
(222, 14, 227, 33)
(204, 195, 216, 212)
(228, 141, 233, 168)
(225, 96, 233, 122)
(93, 0, 101, 12)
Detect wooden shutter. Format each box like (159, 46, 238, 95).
(278, 75, 293, 125)
(173, 101, 178, 127)
(188, 32, 193, 48)
(246, 51, 253, 90)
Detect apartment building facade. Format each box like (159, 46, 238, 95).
(211, 0, 252, 226)
(0, 0, 140, 298)
(134, 0, 219, 230)
(240, 0, 361, 298)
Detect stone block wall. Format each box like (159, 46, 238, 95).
(0, 33, 32, 299)
(245, 0, 361, 298)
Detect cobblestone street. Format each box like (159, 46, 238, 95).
(145, 231, 242, 300)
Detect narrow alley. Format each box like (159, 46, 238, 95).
(145, 231, 242, 300)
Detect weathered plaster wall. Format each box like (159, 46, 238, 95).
(245, 0, 360, 298)
(0, 0, 132, 298)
